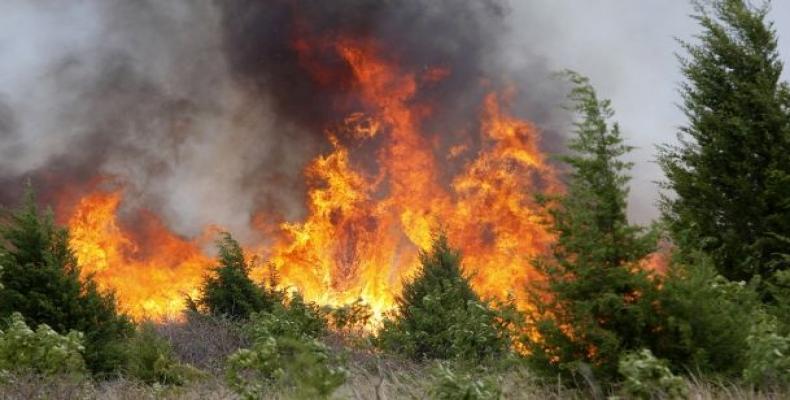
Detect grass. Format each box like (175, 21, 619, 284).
(1, 317, 788, 399)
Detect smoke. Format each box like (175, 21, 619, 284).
(0, 0, 570, 242)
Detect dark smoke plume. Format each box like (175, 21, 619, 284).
(0, 0, 567, 241)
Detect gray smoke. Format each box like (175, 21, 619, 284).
(7, 0, 697, 242)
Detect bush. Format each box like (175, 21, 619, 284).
(226, 305, 345, 400)
(193, 233, 280, 320)
(654, 256, 760, 375)
(328, 298, 372, 333)
(743, 315, 790, 388)
(617, 349, 687, 400)
(430, 363, 501, 400)
(0, 312, 86, 376)
(245, 293, 327, 340)
(0, 188, 132, 374)
(377, 234, 509, 362)
(123, 322, 200, 385)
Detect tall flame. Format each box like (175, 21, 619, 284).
(67, 191, 212, 320)
(63, 36, 560, 320)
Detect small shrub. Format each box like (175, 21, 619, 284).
(377, 234, 509, 362)
(0, 312, 85, 376)
(743, 315, 790, 388)
(245, 293, 327, 340)
(617, 349, 687, 400)
(226, 332, 346, 399)
(194, 233, 280, 320)
(655, 257, 760, 375)
(329, 298, 372, 332)
(123, 322, 200, 385)
(430, 363, 500, 400)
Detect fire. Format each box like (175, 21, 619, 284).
(62, 35, 560, 321)
(265, 38, 559, 317)
(67, 191, 212, 320)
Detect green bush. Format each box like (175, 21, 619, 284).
(430, 363, 501, 400)
(377, 234, 509, 362)
(617, 349, 687, 400)
(743, 315, 790, 388)
(0, 188, 133, 374)
(0, 312, 86, 376)
(654, 256, 760, 375)
(226, 307, 345, 400)
(123, 322, 200, 385)
(244, 293, 327, 340)
(329, 298, 372, 332)
(194, 233, 280, 320)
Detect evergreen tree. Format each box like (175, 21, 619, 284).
(196, 232, 275, 319)
(377, 233, 509, 361)
(658, 0, 790, 284)
(0, 186, 133, 374)
(526, 72, 660, 382)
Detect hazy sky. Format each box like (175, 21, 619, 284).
(506, 1, 790, 223)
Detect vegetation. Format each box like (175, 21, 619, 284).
(377, 233, 510, 362)
(617, 349, 687, 400)
(0, 188, 132, 374)
(526, 71, 661, 384)
(191, 232, 280, 320)
(658, 0, 790, 287)
(122, 322, 199, 385)
(0, 312, 85, 377)
(653, 255, 760, 375)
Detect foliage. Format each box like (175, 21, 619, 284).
(653, 255, 760, 375)
(0, 312, 85, 376)
(743, 314, 790, 388)
(123, 322, 201, 385)
(377, 233, 510, 362)
(658, 0, 790, 285)
(617, 349, 687, 400)
(526, 72, 660, 383)
(430, 363, 501, 400)
(328, 298, 372, 332)
(194, 233, 281, 320)
(765, 241, 790, 330)
(226, 303, 345, 400)
(242, 293, 328, 341)
(0, 187, 133, 374)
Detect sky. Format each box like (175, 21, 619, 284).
(1, 1, 789, 229)
(506, 1, 790, 223)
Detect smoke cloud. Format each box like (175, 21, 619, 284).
(3, 0, 715, 240)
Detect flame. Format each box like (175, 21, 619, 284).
(67, 191, 212, 320)
(265, 38, 559, 318)
(62, 36, 560, 321)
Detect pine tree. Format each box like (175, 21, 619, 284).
(196, 232, 274, 319)
(0, 186, 133, 374)
(527, 72, 660, 382)
(658, 0, 790, 284)
(377, 233, 509, 361)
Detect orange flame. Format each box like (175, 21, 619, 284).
(67, 191, 212, 320)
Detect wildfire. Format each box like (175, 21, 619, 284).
(67, 191, 212, 320)
(63, 35, 560, 321)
